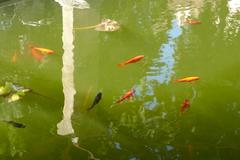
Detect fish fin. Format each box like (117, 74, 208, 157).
(87, 105, 94, 111)
(31, 49, 44, 61)
(115, 99, 122, 104)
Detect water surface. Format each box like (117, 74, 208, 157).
(0, 0, 240, 159)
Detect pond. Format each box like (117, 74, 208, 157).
(0, 0, 240, 159)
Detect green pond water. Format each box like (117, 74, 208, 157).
(1, 0, 240, 159)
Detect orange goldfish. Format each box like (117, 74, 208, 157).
(12, 52, 17, 63)
(175, 76, 200, 83)
(185, 19, 202, 25)
(180, 99, 190, 113)
(118, 55, 144, 67)
(28, 45, 54, 61)
(33, 47, 54, 55)
(116, 89, 135, 104)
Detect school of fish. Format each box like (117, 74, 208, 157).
(4, 17, 203, 130)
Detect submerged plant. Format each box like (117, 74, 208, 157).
(0, 82, 31, 103)
(0, 82, 12, 96)
(75, 19, 120, 32)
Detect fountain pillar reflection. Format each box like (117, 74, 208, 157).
(55, 0, 89, 135)
(57, 5, 75, 135)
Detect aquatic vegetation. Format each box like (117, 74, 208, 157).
(0, 82, 31, 103)
(118, 55, 145, 67)
(175, 76, 200, 83)
(75, 19, 120, 32)
(87, 92, 102, 111)
(0, 82, 12, 96)
(7, 88, 31, 103)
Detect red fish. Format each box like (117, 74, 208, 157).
(180, 99, 190, 113)
(118, 55, 144, 67)
(185, 19, 202, 25)
(116, 89, 135, 104)
(175, 76, 200, 83)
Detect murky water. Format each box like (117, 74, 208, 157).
(1, 0, 240, 159)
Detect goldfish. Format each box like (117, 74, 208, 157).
(87, 92, 102, 111)
(175, 76, 200, 83)
(118, 55, 144, 67)
(116, 89, 135, 104)
(180, 99, 190, 113)
(33, 47, 54, 55)
(12, 52, 17, 63)
(29, 45, 54, 61)
(185, 19, 202, 25)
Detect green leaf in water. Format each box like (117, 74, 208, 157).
(7, 94, 21, 103)
(0, 82, 13, 96)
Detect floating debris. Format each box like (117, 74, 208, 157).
(75, 19, 120, 32)
(118, 55, 144, 67)
(21, 18, 53, 27)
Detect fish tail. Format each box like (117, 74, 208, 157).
(117, 63, 125, 67)
(116, 99, 122, 104)
(175, 79, 182, 83)
(116, 97, 124, 104)
(87, 104, 95, 111)
(87, 107, 92, 111)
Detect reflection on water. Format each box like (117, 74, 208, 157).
(55, 0, 89, 9)
(1, 0, 240, 159)
(224, 0, 240, 39)
(136, 18, 182, 111)
(146, 19, 182, 84)
(0, 4, 15, 30)
(21, 18, 52, 27)
(55, 0, 99, 159)
(56, 0, 76, 136)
